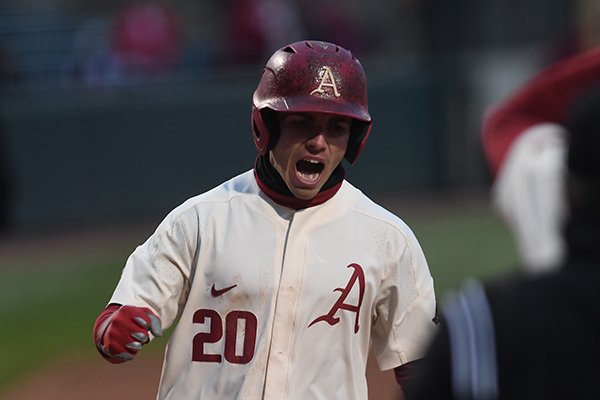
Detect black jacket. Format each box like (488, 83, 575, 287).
(404, 263, 600, 400)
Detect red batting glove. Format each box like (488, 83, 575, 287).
(93, 304, 163, 363)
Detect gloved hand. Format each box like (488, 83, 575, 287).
(94, 304, 163, 363)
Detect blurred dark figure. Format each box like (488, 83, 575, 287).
(404, 86, 600, 400)
(0, 121, 11, 235)
(0, 43, 15, 235)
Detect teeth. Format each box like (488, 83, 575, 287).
(298, 171, 320, 182)
(305, 159, 319, 164)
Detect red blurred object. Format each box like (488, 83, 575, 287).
(222, 0, 269, 65)
(111, 2, 182, 73)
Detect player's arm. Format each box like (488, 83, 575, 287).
(93, 303, 163, 363)
(94, 209, 196, 364)
(371, 224, 437, 394)
(400, 324, 453, 399)
(394, 359, 424, 390)
(483, 48, 600, 176)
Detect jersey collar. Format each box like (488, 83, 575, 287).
(253, 155, 345, 210)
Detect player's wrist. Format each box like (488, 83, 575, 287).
(93, 304, 163, 364)
(93, 304, 122, 362)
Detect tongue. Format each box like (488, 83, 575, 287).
(297, 170, 320, 184)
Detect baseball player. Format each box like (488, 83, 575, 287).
(93, 40, 437, 399)
(482, 47, 600, 273)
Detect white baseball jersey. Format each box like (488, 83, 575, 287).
(110, 169, 437, 399)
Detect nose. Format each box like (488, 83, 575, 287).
(306, 132, 327, 152)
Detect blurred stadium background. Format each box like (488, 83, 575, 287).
(0, 0, 595, 398)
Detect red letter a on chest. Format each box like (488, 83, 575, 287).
(308, 263, 365, 333)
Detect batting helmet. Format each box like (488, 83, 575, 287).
(251, 40, 372, 164)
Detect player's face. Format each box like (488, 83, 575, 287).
(270, 112, 351, 200)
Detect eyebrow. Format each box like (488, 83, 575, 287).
(331, 117, 351, 124)
(285, 113, 351, 123)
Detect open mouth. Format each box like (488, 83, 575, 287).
(296, 158, 324, 184)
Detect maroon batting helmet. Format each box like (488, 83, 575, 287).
(251, 40, 372, 164)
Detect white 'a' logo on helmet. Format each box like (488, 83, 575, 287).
(310, 66, 341, 97)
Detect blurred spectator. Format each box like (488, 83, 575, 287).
(404, 85, 600, 400)
(66, 17, 120, 87)
(481, 48, 600, 273)
(110, 1, 183, 75)
(220, 0, 305, 66)
(68, 1, 185, 86)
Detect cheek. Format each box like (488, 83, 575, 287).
(274, 134, 302, 163)
(331, 135, 351, 157)
(269, 147, 292, 176)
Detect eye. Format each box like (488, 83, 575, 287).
(285, 115, 311, 129)
(292, 117, 310, 126)
(328, 120, 351, 136)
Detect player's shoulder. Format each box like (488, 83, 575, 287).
(181, 170, 256, 205)
(343, 181, 417, 234)
(161, 170, 257, 221)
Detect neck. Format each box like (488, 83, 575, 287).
(253, 155, 345, 209)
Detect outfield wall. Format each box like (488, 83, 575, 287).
(1, 72, 460, 231)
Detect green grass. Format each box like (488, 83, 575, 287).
(410, 207, 519, 297)
(0, 255, 125, 388)
(0, 202, 518, 392)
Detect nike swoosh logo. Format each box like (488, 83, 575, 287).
(211, 284, 237, 297)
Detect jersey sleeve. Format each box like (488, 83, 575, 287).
(370, 224, 437, 371)
(109, 210, 196, 330)
(400, 321, 453, 400)
(483, 48, 600, 177)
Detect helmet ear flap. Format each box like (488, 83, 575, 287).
(252, 106, 270, 154)
(252, 107, 280, 154)
(345, 120, 372, 164)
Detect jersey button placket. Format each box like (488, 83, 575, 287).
(263, 213, 307, 399)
